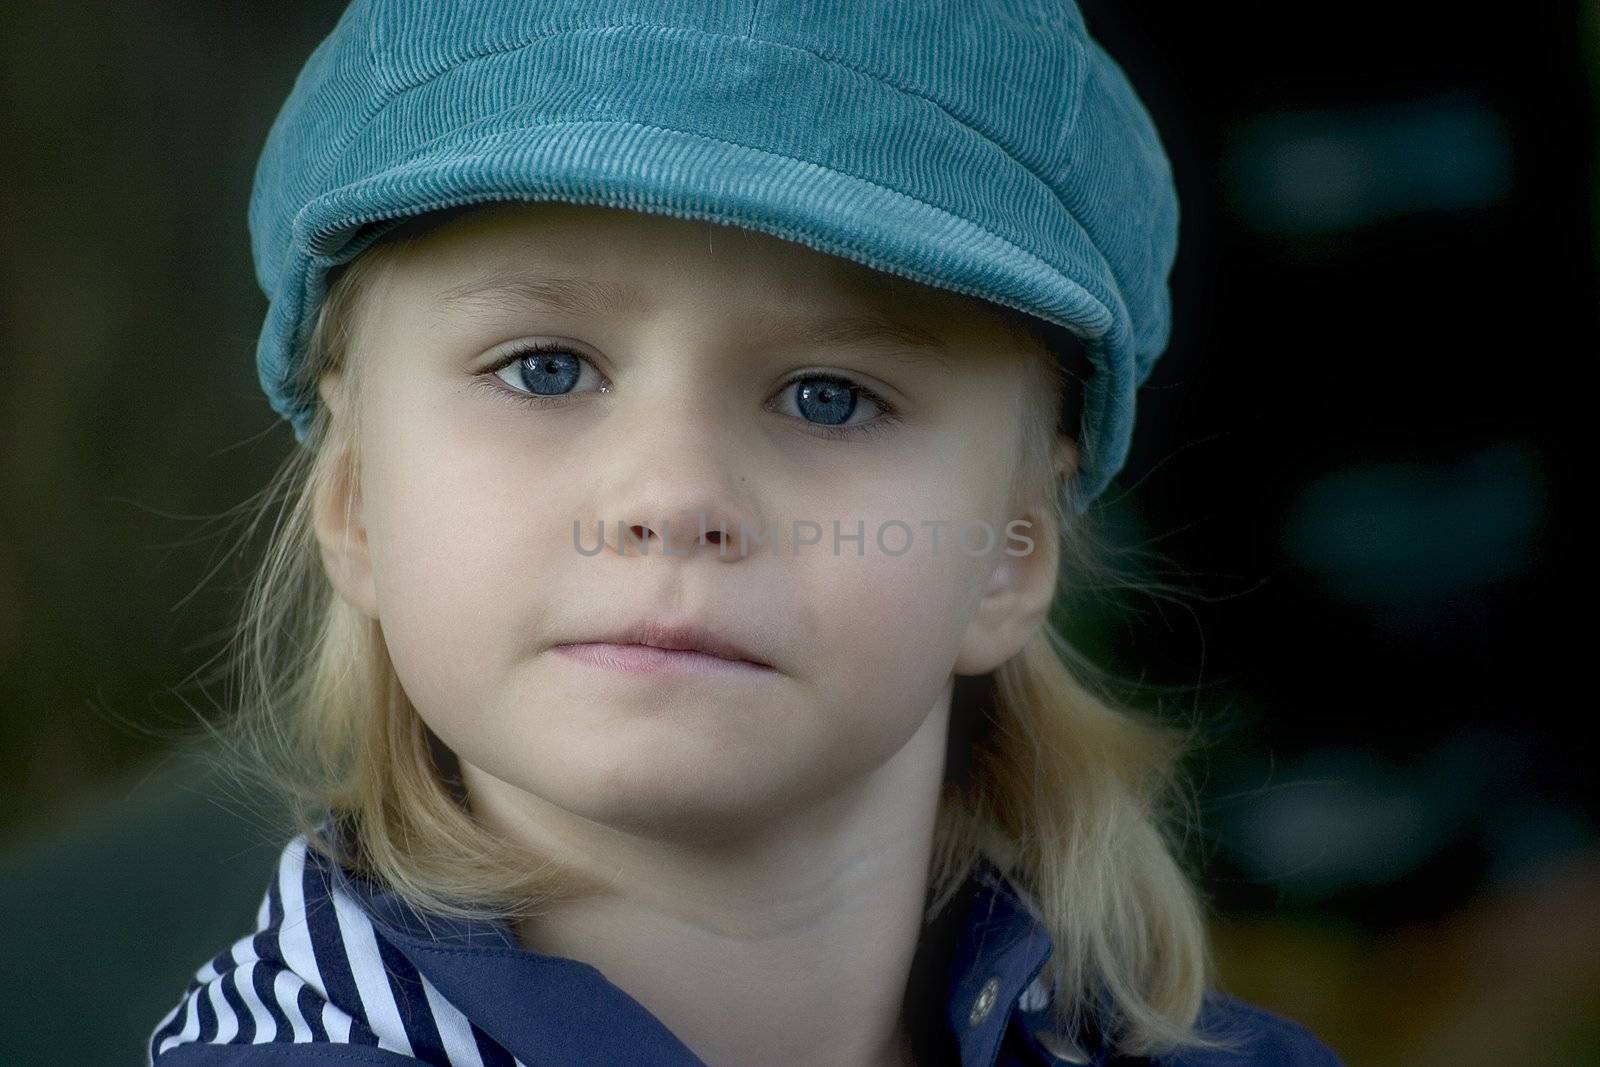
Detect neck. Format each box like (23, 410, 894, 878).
(485, 695, 955, 1067)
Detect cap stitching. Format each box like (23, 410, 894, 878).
(318, 116, 1110, 314)
(333, 21, 1088, 241)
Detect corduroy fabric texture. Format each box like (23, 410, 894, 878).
(249, 0, 1179, 512)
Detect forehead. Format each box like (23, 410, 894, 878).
(381, 200, 1030, 341)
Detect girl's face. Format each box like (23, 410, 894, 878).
(318, 201, 1064, 846)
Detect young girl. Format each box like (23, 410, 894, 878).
(149, 2, 1342, 1065)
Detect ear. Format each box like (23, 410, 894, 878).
(313, 372, 379, 620)
(952, 435, 1077, 675)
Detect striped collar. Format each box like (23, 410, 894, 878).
(332, 837, 1091, 1065)
(148, 829, 1103, 1065)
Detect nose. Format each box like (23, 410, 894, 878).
(623, 508, 730, 558)
(591, 379, 765, 562)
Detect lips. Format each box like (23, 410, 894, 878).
(557, 618, 771, 668)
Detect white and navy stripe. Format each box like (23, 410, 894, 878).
(147, 835, 527, 1066)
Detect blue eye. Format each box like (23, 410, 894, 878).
(772, 374, 895, 438)
(472, 344, 900, 440)
(488, 342, 607, 399)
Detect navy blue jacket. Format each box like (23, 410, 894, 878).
(148, 834, 1343, 1066)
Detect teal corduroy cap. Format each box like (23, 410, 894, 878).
(249, 0, 1179, 512)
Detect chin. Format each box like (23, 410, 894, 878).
(570, 756, 809, 843)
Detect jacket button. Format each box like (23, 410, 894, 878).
(968, 976, 1001, 1027)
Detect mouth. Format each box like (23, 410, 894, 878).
(550, 619, 775, 675)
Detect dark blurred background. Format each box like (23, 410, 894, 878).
(2, 2, 1596, 1064)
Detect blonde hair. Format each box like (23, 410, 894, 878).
(183, 207, 1245, 1060)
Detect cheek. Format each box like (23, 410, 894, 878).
(796, 431, 1012, 749)
(793, 529, 991, 753)
(358, 432, 569, 742)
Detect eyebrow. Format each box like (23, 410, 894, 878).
(431, 267, 950, 370)
(433, 269, 653, 322)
